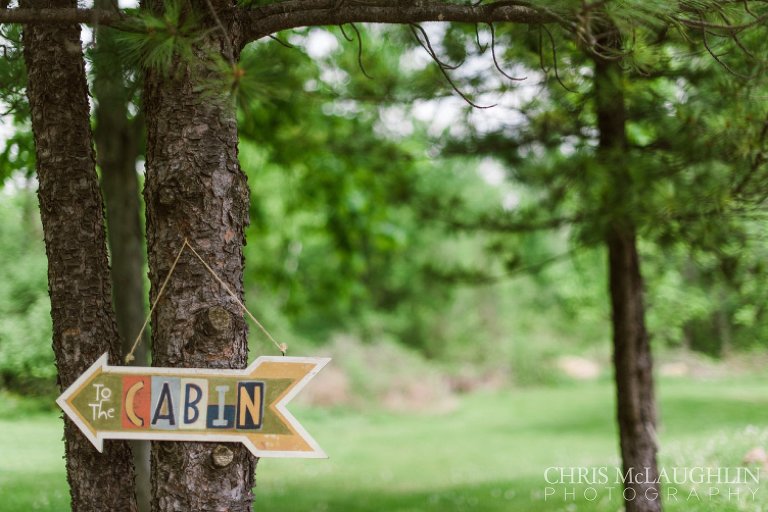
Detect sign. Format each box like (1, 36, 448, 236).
(57, 353, 330, 458)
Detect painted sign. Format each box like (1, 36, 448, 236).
(57, 353, 330, 458)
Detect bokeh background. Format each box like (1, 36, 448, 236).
(3, 11, 768, 511)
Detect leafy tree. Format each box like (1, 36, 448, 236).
(351, 5, 768, 511)
(5, 1, 768, 511)
(0, 190, 53, 393)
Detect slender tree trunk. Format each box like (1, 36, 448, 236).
(21, 3, 138, 511)
(595, 54, 661, 512)
(93, 11, 148, 369)
(680, 258, 698, 351)
(93, 13, 152, 512)
(606, 225, 660, 512)
(715, 286, 732, 357)
(142, 5, 256, 510)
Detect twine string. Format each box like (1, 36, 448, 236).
(124, 239, 187, 363)
(124, 238, 286, 364)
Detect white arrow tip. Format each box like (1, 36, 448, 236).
(56, 353, 109, 453)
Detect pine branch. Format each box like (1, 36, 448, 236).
(0, 2, 558, 42)
(241, 1, 559, 44)
(0, 7, 120, 24)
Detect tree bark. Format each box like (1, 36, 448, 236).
(595, 54, 661, 512)
(607, 225, 661, 512)
(21, 2, 138, 510)
(142, 3, 256, 511)
(93, 11, 148, 370)
(93, 12, 152, 512)
(0, 3, 554, 32)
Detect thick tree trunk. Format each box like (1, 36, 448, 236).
(93, 13, 152, 512)
(595, 56, 661, 512)
(142, 5, 256, 511)
(21, 3, 138, 511)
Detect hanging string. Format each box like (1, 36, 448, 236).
(183, 242, 287, 356)
(124, 240, 187, 363)
(124, 238, 286, 364)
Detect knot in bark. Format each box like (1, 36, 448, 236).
(204, 306, 232, 334)
(211, 445, 234, 468)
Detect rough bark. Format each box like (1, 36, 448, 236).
(595, 55, 661, 512)
(93, 12, 151, 512)
(21, 1, 138, 510)
(0, 2, 555, 37)
(239, 0, 553, 43)
(142, 3, 256, 510)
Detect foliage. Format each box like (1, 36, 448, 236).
(0, 25, 26, 121)
(237, 35, 504, 357)
(403, 13, 768, 357)
(4, 6, 768, 393)
(114, 1, 203, 75)
(0, 25, 34, 183)
(0, 189, 55, 394)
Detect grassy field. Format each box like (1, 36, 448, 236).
(2, 376, 768, 511)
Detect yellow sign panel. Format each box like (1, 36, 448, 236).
(57, 353, 330, 458)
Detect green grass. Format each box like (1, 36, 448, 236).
(2, 377, 768, 511)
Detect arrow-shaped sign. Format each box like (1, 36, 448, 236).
(56, 353, 330, 458)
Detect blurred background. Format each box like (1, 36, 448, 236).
(2, 13, 768, 512)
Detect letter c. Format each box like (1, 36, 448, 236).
(545, 467, 559, 484)
(125, 381, 145, 427)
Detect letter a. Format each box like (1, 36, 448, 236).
(152, 382, 176, 427)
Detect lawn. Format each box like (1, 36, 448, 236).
(1, 377, 767, 511)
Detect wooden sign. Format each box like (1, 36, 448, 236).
(57, 353, 330, 458)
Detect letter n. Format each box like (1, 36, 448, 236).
(236, 381, 264, 430)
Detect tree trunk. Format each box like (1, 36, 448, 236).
(715, 286, 732, 357)
(21, 3, 138, 511)
(606, 225, 660, 512)
(595, 55, 661, 512)
(680, 258, 698, 351)
(93, 12, 152, 512)
(142, 6, 256, 511)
